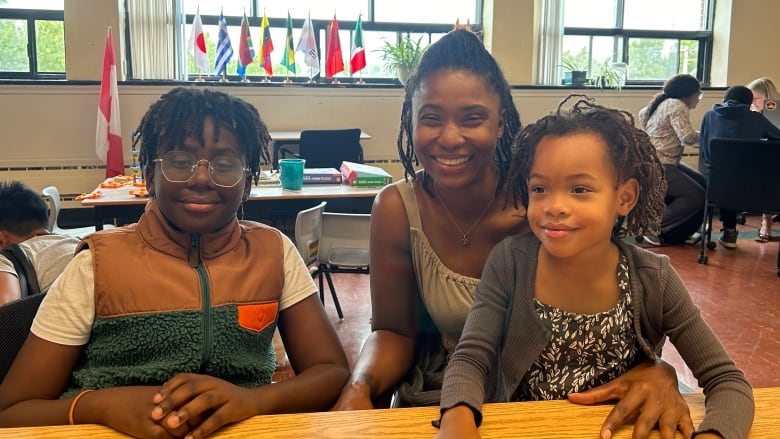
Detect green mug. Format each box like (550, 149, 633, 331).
(279, 158, 306, 191)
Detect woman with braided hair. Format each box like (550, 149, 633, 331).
(333, 29, 693, 439)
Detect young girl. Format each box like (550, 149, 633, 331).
(0, 87, 350, 439)
(435, 95, 754, 439)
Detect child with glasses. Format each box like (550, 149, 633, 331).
(435, 95, 753, 439)
(0, 87, 350, 438)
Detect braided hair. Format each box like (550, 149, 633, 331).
(397, 28, 521, 194)
(507, 94, 667, 237)
(134, 87, 271, 185)
(643, 74, 701, 121)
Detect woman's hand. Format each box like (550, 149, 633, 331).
(567, 359, 694, 439)
(151, 373, 258, 439)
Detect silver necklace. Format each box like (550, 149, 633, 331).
(433, 181, 496, 246)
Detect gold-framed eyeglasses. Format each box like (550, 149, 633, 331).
(153, 151, 248, 188)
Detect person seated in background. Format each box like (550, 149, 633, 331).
(0, 181, 80, 305)
(747, 77, 780, 243)
(0, 87, 350, 439)
(638, 74, 707, 246)
(435, 95, 754, 439)
(334, 27, 696, 439)
(699, 85, 780, 248)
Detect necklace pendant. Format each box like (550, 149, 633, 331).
(460, 236, 470, 246)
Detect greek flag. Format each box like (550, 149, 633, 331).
(214, 10, 233, 77)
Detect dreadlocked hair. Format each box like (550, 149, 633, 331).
(135, 87, 271, 185)
(396, 28, 521, 194)
(507, 94, 667, 238)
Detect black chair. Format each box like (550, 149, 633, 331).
(698, 138, 780, 276)
(278, 129, 363, 170)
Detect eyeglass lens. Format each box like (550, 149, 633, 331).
(158, 151, 246, 187)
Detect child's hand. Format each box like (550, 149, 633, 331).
(433, 405, 481, 439)
(567, 360, 694, 439)
(96, 386, 190, 439)
(151, 373, 258, 439)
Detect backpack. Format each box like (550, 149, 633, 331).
(1, 243, 41, 297)
(0, 244, 45, 382)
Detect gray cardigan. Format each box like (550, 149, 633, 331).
(440, 233, 754, 439)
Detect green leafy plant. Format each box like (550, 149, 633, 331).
(559, 54, 586, 73)
(591, 58, 624, 91)
(375, 35, 426, 84)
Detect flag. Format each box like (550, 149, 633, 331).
(214, 9, 233, 77)
(188, 6, 209, 73)
(237, 13, 255, 79)
(350, 14, 366, 75)
(325, 14, 344, 78)
(280, 12, 296, 74)
(296, 12, 320, 77)
(96, 27, 124, 178)
(259, 13, 274, 76)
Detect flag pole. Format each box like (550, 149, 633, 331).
(308, 66, 316, 83)
(356, 70, 365, 84)
(196, 71, 204, 82)
(220, 71, 228, 82)
(284, 72, 292, 84)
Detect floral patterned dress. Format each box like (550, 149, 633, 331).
(514, 255, 639, 401)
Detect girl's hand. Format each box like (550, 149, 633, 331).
(433, 405, 480, 439)
(151, 373, 258, 439)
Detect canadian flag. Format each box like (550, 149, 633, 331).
(96, 27, 124, 178)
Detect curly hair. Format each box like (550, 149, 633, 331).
(507, 94, 667, 237)
(134, 87, 271, 185)
(396, 28, 521, 194)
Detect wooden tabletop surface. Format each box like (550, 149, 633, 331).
(0, 387, 775, 438)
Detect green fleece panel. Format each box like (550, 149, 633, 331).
(63, 305, 276, 397)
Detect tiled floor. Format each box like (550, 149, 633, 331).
(278, 216, 779, 391)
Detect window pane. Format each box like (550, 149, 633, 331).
(265, 0, 368, 21)
(36, 19, 64, 73)
(374, 0, 477, 24)
(183, 1, 248, 16)
(564, 0, 617, 28)
(0, 19, 29, 72)
(627, 38, 680, 80)
(0, 0, 63, 9)
(624, 0, 707, 30)
(679, 40, 699, 76)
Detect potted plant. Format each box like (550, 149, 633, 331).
(560, 55, 587, 85)
(376, 35, 426, 84)
(591, 58, 625, 91)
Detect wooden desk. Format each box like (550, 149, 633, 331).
(0, 387, 775, 438)
(81, 182, 381, 230)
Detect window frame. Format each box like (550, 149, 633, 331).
(0, 7, 65, 79)
(177, 1, 483, 83)
(563, 0, 714, 85)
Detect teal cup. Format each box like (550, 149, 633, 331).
(279, 158, 306, 191)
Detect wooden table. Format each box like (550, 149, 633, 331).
(0, 387, 775, 438)
(81, 182, 381, 230)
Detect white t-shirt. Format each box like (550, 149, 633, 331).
(31, 233, 316, 346)
(0, 234, 80, 292)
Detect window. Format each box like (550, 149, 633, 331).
(178, 0, 480, 83)
(561, 0, 712, 85)
(0, 0, 65, 79)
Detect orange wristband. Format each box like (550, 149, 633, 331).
(68, 389, 94, 425)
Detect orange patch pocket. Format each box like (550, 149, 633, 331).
(237, 302, 279, 332)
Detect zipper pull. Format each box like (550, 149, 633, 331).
(189, 234, 200, 268)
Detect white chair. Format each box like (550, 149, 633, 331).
(41, 186, 105, 239)
(317, 212, 371, 320)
